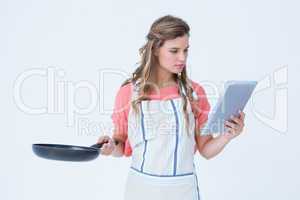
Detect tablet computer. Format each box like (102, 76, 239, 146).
(200, 81, 257, 135)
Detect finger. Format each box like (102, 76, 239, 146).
(98, 135, 110, 143)
(97, 137, 105, 143)
(239, 110, 245, 121)
(225, 121, 238, 130)
(227, 128, 235, 135)
(224, 128, 235, 137)
(104, 143, 114, 152)
(101, 148, 110, 155)
(230, 115, 243, 125)
(101, 145, 111, 155)
(101, 143, 108, 150)
(97, 140, 109, 146)
(227, 122, 244, 134)
(103, 143, 112, 149)
(228, 126, 241, 136)
(107, 138, 114, 146)
(100, 146, 108, 154)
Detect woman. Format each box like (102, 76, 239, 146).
(97, 15, 245, 200)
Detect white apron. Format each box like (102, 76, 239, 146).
(124, 82, 201, 200)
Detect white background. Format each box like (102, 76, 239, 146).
(1, 0, 299, 199)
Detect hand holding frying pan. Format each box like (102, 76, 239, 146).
(32, 137, 119, 162)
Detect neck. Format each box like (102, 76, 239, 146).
(148, 65, 177, 88)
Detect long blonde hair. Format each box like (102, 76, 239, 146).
(122, 15, 196, 134)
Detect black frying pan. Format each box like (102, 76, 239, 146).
(32, 141, 118, 162)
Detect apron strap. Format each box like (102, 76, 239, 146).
(131, 80, 140, 101)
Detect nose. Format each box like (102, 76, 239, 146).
(178, 52, 186, 62)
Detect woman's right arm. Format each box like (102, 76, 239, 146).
(98, 83, 132, 157)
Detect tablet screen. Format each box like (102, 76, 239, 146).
(200, 81, 257, 135)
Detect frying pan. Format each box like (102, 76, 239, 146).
(32, 141, 119, 162)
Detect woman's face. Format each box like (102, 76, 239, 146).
(155, 34, 189, 74)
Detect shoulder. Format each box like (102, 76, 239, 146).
(117, 82, 133, 96)
(187, 79, 211, 113)
(188, 79, 208, 97)
(113, 82, 134, 112)
(114, 82, 134, 103)
(188, 80, 211, 129)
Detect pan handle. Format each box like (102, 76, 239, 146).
(90, 140, 119, 149)
(90, 143, 104, 149)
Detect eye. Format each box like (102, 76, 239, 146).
(184, 49, 189, 53)
(170, 50, 178, 54)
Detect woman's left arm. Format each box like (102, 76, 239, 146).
(195, 111, 246, 159)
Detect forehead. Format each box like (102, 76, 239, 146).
(162, 34, 189, 48)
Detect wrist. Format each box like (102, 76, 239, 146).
(111, 140, 124, 157)
(219, 133, 231, 143)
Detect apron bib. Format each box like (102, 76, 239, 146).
(124, 82, 201, 200)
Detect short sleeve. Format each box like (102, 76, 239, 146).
(111, 83, 133, 157)
(191, 81, 211, 130)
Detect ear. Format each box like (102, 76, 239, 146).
(153, 47, 159, 56)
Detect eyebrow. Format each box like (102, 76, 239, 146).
(169, 45, 190, 50)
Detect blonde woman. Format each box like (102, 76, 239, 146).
(97, 15, 245, 200)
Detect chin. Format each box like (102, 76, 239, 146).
(172, 69, 183, 74)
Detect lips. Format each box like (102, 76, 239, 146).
(175, 64, 185, 69)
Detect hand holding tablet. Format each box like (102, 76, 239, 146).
(200, 81, 257, 135)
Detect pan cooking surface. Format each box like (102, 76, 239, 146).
(32, 143, 100, 162)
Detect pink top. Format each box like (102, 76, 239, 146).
(111, 80, 211, 157)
